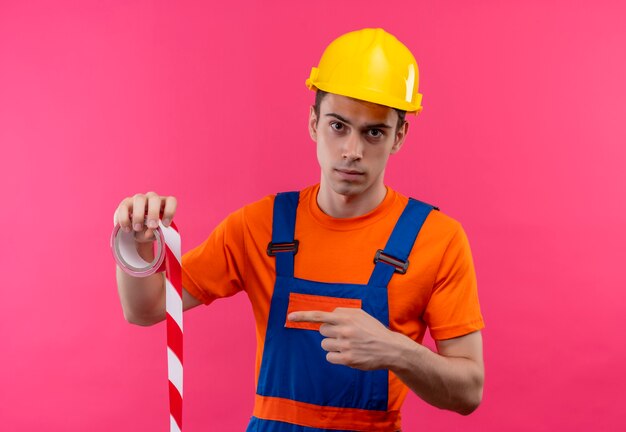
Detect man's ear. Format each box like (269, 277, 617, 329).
(391, 121, 409, 154)
(309, 105, 318, 141)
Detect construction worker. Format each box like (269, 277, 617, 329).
(114, 28, 484, 431)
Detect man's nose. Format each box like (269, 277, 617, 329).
(342, 133, 363, 160)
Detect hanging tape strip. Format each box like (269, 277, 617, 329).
(110, 219, 184, 432)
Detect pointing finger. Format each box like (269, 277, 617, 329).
(288, 310, 337, 324)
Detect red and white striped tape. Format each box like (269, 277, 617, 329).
(111, 220, 184, 432)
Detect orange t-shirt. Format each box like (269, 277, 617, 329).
(182, 184, 484, 416)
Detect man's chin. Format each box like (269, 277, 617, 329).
(330, 181, 366, 197)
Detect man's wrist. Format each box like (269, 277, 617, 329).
(384, 331, 427, 372)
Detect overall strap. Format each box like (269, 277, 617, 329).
(268, 191, 300, 278)
(368, 198, 437, 287)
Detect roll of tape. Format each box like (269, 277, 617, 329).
(111, 219, 184, 432)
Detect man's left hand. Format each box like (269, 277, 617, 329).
(287, 308, 400, 371)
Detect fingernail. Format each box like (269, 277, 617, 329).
(133, 223, 142, 231)
(287, 313, 296, 320)
(147, 219, 158, 229)
(162, 218, 171, 226)
(123, 225, 131, 233)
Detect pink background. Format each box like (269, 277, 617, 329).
(1, 1, 625, 430)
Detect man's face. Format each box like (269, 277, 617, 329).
(309, 93, 408, 199)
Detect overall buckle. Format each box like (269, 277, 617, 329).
(374, 249, 409, 274)
(267, 240, 299, 256)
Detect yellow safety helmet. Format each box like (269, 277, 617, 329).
(306, 28, 423, 114)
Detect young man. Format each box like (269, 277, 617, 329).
(115, 28, 484, 432)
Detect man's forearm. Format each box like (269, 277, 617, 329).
(386, 332, 484, 415)
(116, 241, 166, 326)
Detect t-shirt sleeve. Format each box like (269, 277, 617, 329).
(423, 222, 484, 340)
(181, 209, 246, 305)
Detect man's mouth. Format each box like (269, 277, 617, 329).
(335, 168, 365, 179)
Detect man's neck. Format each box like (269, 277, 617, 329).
(317, 181, 388, 219)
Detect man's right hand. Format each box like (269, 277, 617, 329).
(113, 191, 202, 325)
(113, 191, 178, 244)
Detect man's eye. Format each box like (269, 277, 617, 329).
(330, 122, 344, 131)
(368, 129, 384, 138)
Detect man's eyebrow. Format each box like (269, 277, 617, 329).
(325, 113, 392, 129)
(325, 113, 352, 125)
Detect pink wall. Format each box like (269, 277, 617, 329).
(1, 1, 625, 430)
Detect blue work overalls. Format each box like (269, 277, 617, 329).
(247, 192, 435, 432)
